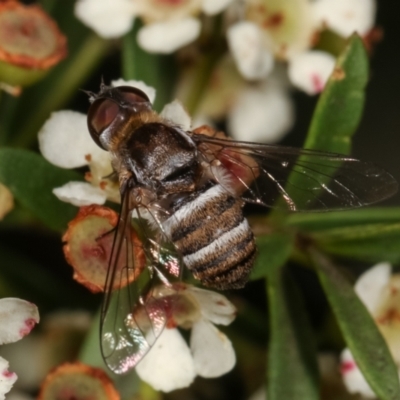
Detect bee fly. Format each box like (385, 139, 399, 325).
(86, 83, 397, 373)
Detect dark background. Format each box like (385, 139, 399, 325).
(354, 1, 400, 206)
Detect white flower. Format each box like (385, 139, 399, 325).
(38, 110, 117, 206)
(75, 0, 135, 39)
(340, 262, 400, 398)
(227, 0, 376, 96)
(192, 56, 294, 143)
(74, 0, 232, 53)
(227, 77, 294, 143)
(1, 311, 91, 392)
(312, 0, 376, 38)
(288, 50, 335, 95)
(0, 298, 39, 399)
(243, 0, 315, 60)
(136, 284, 236, 392)
(137, 18, 201, 54)
(225, 0, 317, 92)
(227, 21, 274, 81)
(160, 99, 191, 131)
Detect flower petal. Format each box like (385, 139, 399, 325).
(202, 0, 233, 15)
(227, 21, 274, 81)
(189, 287, 236, 326)
(0, 183, 14, 220)
(191, 319, 236, 377)
(137, 17, 201, 54)
(160, 100, 191, 130)
(312, 0, 376, 38)
(0, 299, 39, 345)
(53, 182, 107, 206)
(340, 348, 376, 398)
(354, 262, 391, 314)
(0, 357, 17, 400)
(111, 79, 156, 104)
(288, 50, 335, 95)
(246, 0, 314, 59)
(136, 328, 195, 392)
(228, 83, 294, 143)
(74, 0, 135, 39)
(38, 111, 106, 169)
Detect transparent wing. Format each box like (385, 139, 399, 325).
(193, 134, 398, 211)
(100, 186, 183, 374)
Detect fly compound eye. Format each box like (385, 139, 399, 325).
(87, 98, 119, 149)
(117, 86, 150, 104)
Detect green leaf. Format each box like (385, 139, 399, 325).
(287, 207, 400, 231)
(311, 250, 400, 400)
(315, 222, 400, 264)
(251, 232, 293, 280)
(275, 35, 369, 213)
(267, 267, 319, 400)
(286, 208, 400, 264)
(122, 21, 177, 112)
(305, 34, 368, 154)
(0, 148, 81, 231)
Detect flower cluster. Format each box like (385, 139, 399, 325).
(340, 262, 400, 398)
(75, 0, 376, 94)
(135, 283, 237, 392)
(73, 0, 377, 144)
(75, 0, 233, 53)
(227, 0, 376, 93)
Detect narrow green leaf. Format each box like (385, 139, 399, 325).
(311, 250, 400, 400)
(122, 21, 177, 112)
(275, 35, 369, 213)
(287, 207, 400, 231)
(305, 34, 368, 154)
(251, 232, 293, 280)
(315, 222, 400, 264)
(267, 267, 319, 400)
(0, 148, 81, 231)
(286, 208, 400, 264)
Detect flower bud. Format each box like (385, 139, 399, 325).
(0, 1, 67, 89)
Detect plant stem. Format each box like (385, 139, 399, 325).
(122, 22, 177, 112)
(184, 41, 223, 116)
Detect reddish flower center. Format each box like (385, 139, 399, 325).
(376, 308, 400, 326)
(2, 370, 15, 378)
(155, 0, 188, 6)
(19, 317, 37, 337)
(311, 73, 324, 93)
(340, 360, 356, 374)
(264, 12, 284, 29)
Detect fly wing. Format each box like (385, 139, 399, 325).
(100, 186, 183, 374)
(193, 134, 398, 211)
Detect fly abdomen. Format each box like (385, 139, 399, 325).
(163, 184, 256, 290)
